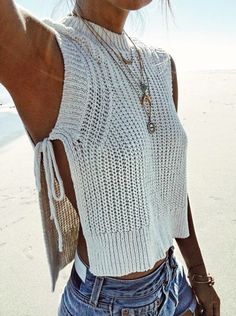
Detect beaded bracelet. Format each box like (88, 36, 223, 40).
(187, 273, 215, 286)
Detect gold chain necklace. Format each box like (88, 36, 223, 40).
(71, 10, 133, 65)
(93, 21, 153, 106)
(69, 11, 156, 134)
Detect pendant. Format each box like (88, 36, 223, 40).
(140, 82, 148, 94)
(123, 58, 133, 65)
(120, 52, 133, 65)
(147, 120, 156, 134)
(140, 93, 152, 107)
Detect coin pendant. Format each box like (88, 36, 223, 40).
(147, 121, 156, 134)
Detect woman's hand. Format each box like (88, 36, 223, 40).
(188, 275, 221, 316)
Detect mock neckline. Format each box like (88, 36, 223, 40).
(59, 13, 133, 52)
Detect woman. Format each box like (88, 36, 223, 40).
(0, 0, 220, 315)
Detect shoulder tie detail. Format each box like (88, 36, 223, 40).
(34, 138, 65, 252)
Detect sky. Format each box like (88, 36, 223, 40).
(15, 0, 236, 71)
(1, 0, 236, 104)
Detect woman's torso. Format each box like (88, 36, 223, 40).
(14, 20, 168, 280)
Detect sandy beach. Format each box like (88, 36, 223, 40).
(0, 69, 235, 315)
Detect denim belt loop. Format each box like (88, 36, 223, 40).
(162, 245, 175, 290)
(89, 276, 105, 307)
(168, 245, 176, 267)
(169, 245, 175, 258)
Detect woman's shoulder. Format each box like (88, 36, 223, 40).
(40, 16, 75, 39)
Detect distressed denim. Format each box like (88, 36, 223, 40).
(58, 245, 197, 315)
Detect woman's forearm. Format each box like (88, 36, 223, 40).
(175, 194, 207, 275)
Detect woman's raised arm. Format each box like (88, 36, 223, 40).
(0, 1, 39, 85)
(0, 1, 63, 143)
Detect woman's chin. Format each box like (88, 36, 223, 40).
(112, 0, 153, 11)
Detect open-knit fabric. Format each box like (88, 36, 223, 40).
(26, 13, 190, 292)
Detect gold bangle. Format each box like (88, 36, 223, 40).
(187, 273, 215, 286)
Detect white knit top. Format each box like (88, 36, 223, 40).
(31, 13, 190, 289)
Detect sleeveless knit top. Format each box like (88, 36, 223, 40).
(26, 14, 190, 291)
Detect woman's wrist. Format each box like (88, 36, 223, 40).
(188, 272, 215, 287)
(187, 262, 215, 287)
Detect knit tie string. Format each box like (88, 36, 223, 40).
(34, 138, 65, 252)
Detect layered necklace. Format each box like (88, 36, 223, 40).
(69, 9, 156, 134)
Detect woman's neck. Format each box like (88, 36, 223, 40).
(73, 0, 129, 34)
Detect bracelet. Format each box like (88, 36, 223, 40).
(187, 273, 215, 287)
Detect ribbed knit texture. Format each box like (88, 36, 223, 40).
(31, 13, 190, 290)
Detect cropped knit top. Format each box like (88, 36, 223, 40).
(25, 13, 190, 292)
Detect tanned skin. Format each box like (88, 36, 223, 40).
(0, 1, 220, 315)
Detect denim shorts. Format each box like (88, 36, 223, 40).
(58, 245, 197, 315)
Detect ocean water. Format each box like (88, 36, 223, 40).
(0, 84, 14, 108)
(0, 84, 25, 148)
